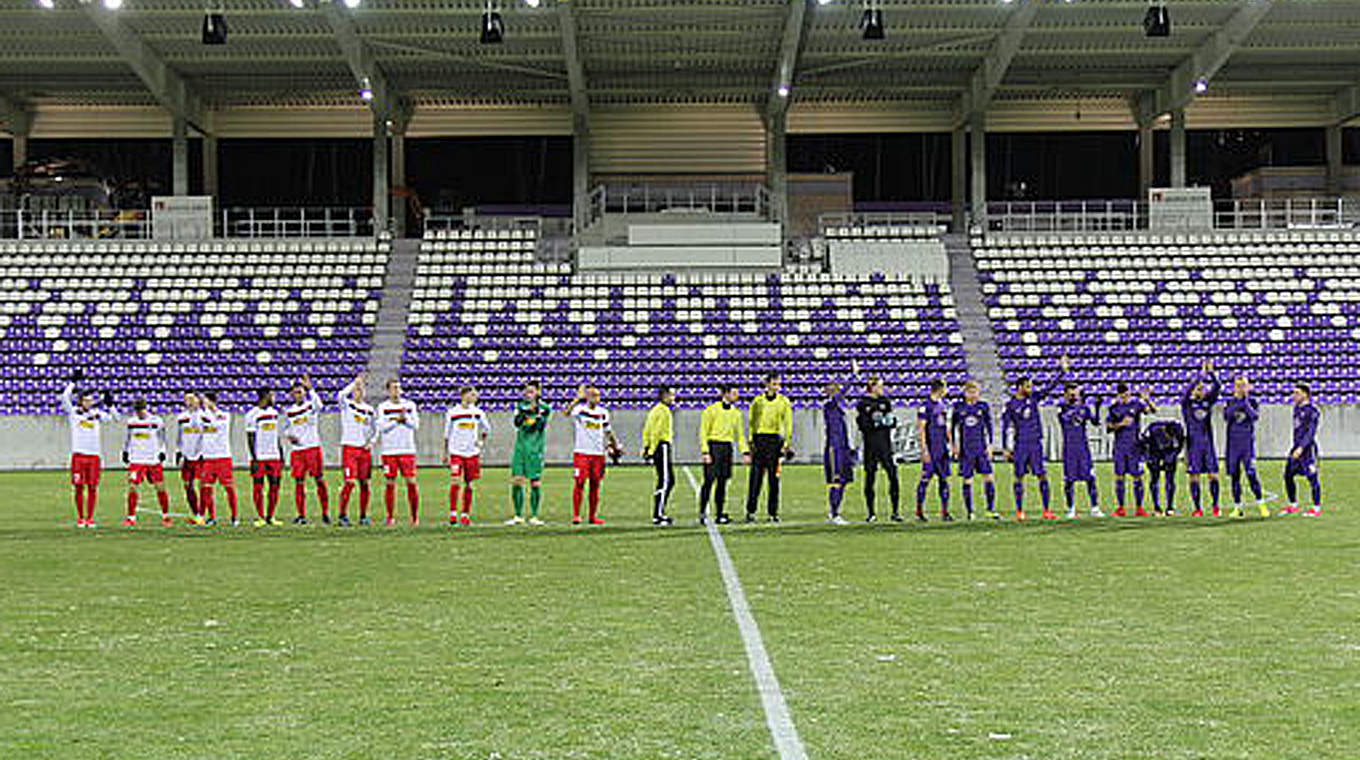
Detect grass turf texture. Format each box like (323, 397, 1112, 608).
(0, 461, 1356, 759)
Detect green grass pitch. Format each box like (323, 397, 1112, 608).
(1, 461, 1357, 759)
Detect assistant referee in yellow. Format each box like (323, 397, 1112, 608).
(745, 372, 793, 522)
(642, 385, 676, 526)
(699, 385, 749, 524)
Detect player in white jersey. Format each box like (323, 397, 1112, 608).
(377, 378, 421, 526)
(444, 386, 491, 526)
(337, 373, 377, 527)
(174, 392, 205, 523)
(121, 400, 171, 528)
(195, 391, 239, 525)
(283, 374, 329, 524)
(62, 369, 118, 528)
(244, 390, 285, 527)
(562, 385, 622, 526)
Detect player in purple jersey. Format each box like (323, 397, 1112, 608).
(950, 380, 996, 520)
(1105, 383, 1156, 517)
(1056, 381, 1104, 519)
(1280, 383, 1323, 517)
(822, 382, 856, 525)
(1180, 359, 1222, 517)
(915, 379, 953, 521)
(1001, 355, 1068, 521)
(1223, 376, 1266, 518)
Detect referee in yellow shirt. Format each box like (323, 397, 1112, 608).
(699, 385, 750, 524)
(642, 386, 676, 525)
(746, 372, 793, 522)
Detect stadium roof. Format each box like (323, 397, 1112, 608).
(0, 0, 1357, 131)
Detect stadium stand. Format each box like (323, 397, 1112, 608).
(403, 228, 966, 409)
(975, 230, 1360, 403)
(0, 239, 387, 414)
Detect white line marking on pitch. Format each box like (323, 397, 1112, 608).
(683, 466, 808, 760)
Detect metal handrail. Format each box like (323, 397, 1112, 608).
(982, 197, 1360, 233)
(586, 182, 774, 228)
(0, 209, 152, 240)
(218, 206, 373, 238)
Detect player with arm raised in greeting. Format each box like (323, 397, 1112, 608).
(244, 390, 284, 527)
(62, 369, 118, 528)
(1280, 383, 1323, 517)
(445, 386, 491, 526)
(563, 384, 621, 526)
(951, 380, 996, 520)
(1106, 382, 1156, 517)
(915, 379, 954, 522)
(1000, 356, 1067, 521)
(121, 400, 171, 527)
(283, 374, 329, 525)
(197, 391, 238, 526)
(1223, 376, 1266, 518)
(822, 381, 856, 525)
(174, 392, 205, 524)
(337, 373, 377, 527)
(377, 378, 420, 526)
(1180, 359, 1222, 517)
(1057, 379, 1104, 519)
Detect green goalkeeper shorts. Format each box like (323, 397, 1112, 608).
(511, 445, 545, 480)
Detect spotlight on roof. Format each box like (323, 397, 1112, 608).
(480, 10, 505, 44)
(103, 0, 123, 9)
(359, 77, 374, 102)
(817, 0, 833, 5)
(859, 8, 884, 40)
(525, 0, 541, 6)
(289, 0, 305, 7)
(1143, 2, 1170, 37)
(36, 0, 56, 9)
(1193, 76, 1208, 94)
(342, 0, 361, 7)
(777, 84, 790, 98)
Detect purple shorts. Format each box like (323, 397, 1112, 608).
(957, 449, 992, 479)
(1284, 452, 1318, 479)
(1012, 446, 1045, 477)
(823, 446, 855, 485)
(920, 451, 951, 479)
(1185, 444, 1218, 475)
(1113, 448, 1143, 477)
(1063, 451, 1093, 481)
(1225, 447, 1256, 477)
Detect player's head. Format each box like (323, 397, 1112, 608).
(289, 380, 306, 403)
(763, 373, 781, 396)
(1115, 382, 1130, 400)
(1015, 376, 1033, 398)
(76, 390, 96, 411)
(1190, 377, 1207, 400)
(256, 389, 273, 408)
(354, 375, 367, 397)
(823, 381, 840, 399)
(132, 399, 148, 417)
(202, 390, 219, 408)
(522, 380, 540, 402)
(720, 384, 739, 405)
(929, 378, 946, 399)
(584, 385, 601, 406)
(1233, 375, 1250, 398)
(386, 378, 402, 401)
(866, 377, 884, 397)
(183, 391, 201, 410)
(657, 385, 675, 406)
(459, 385, 478, 406)
(1063, 381, 1081, 403)
(962, 380, 980, 403)
(1292, 382, 1311, 405)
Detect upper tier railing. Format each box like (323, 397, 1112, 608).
(0, 206, 375, 239)
(982, 197, 1360, 234)
(585, 182, 773, 230)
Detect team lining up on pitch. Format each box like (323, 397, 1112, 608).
(58, 354, 1325, 530)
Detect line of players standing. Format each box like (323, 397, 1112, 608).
(811, 356, 1324, 524)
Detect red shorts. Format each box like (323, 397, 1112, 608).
(448, 454, 482, 482)
(251, 459, 283, 479)
(70, 453, 102, 486)
(128, 463, 164, 485)
(200, 458, 234, 485)
(181, 458, 201, 483)
(290, 447, 324, 480)
(573, 453, 606, 483)
(342, 446, 372, 480)
(382, 454, 416, 479)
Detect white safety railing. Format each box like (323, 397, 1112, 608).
(983, 197, 1360, 233)
(0, 209, 152, 239)
(422, 214, 544, 236)
(586, 182, 773, 228)
(219, 206, 374, 238)
(818, 210, 953, 235)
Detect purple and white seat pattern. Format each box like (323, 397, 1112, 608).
(0, 240, 386, 414)
(976, 231, 1360, 402)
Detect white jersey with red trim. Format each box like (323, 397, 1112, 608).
(444, 404, 490, 457)
(283, 389, 323, 451)
(570, 403, 611, 456)
(62, 382, 116, 458)
(243, 406, 283, 462)
(377, 399, 419, 456)
(175, 409, 205, 461)
(198, 408, 233, 461)
(337, 380, 376, 449)
(124, 413, 166, 466)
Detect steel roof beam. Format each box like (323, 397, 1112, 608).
(956, 0, 1037, 127)
(322, 1, 397, 120)
(765, 0, 811, 120)
(79, 2, 206, 133)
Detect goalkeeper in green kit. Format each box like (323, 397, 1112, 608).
(507, 380, 551, 525)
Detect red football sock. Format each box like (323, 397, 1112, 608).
(461, 483, 474, 515)
(294, 482, 306, 517)
(73, 487, 85, 521)
(406, 482, 420, 522)
(316, 480, 330, 518)
(385, 482, 396, 520)
(253, 481, 266, 519)
(224, 485, 238, 522)
(267, 481, 280, 520)
(184, 481, 199, 516)
(126, 490, 138, 518)
(87, 485, 99, 521)
(358, 482, 370, 519)
(448, 483, 461, 518)
(200, 485, 216, 520)
(588, 481, 601, 521)
(156, 490, 170, 516)
(572, 480, 585, 521)
(339, 482, 354, 517)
